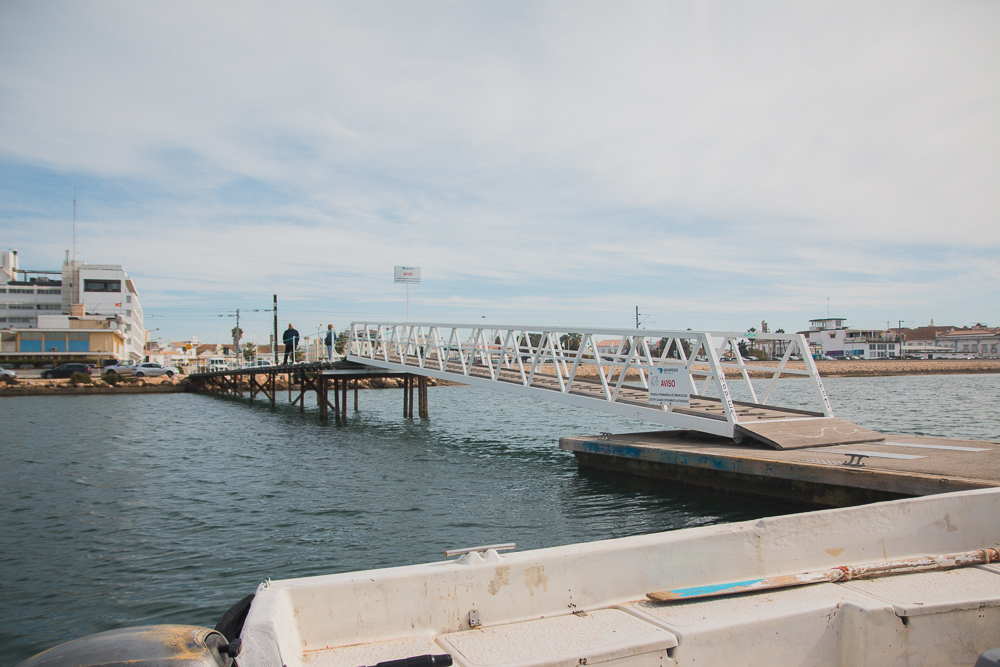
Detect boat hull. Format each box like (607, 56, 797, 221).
(239, 487, 1000, 667)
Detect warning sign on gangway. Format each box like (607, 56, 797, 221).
(649, 366, 690, 407)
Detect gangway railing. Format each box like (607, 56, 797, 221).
(347, 322, 834, 440)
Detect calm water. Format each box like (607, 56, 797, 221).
(1, 374, 998, 664)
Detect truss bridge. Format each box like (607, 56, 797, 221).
(346, 322, 884, 450)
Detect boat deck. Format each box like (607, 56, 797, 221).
(239, 489, 1000, 667)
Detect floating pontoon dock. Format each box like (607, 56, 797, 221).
(561, 429, 1000, 507)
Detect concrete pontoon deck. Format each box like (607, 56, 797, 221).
(561, 429, 1000, 506)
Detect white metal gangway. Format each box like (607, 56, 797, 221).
(346, 322, 881, 448)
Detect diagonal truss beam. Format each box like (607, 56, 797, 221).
(347, 322, 833, 439)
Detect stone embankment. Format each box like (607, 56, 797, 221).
(0, 375, 188, 396)
(2, 359, 995, 397)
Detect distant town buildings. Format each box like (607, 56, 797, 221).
(1, 248, 145, 365)
(803, 318, 902, 359)
(934, 325, 1000, 358)
(803, 318, 999, 359)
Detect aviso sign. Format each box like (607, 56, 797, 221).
(394, 266, 421, 284)
(648, 366, 691, 407)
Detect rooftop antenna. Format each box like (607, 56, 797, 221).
(73, 188, 77, 263)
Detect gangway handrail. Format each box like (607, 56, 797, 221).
(347, 322, 833, 439)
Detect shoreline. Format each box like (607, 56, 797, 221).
(2, 359, 997, 397)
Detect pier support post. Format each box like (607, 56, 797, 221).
(407, 376, 415, 418)
(418, 376, 428, 418)
(341, 379, 347, 420)
(403, 376, 409, 417)
(298, 371, 305, 413)
(318, 376, 328, 422)
(334, 377, 341, 423)
(354, 380, 359, 411)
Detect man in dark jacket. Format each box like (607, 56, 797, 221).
(324, 324, 335, 362)
(282, 323, 300, 365)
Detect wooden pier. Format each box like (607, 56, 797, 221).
(560, 429, 1000, 507)
(187, 361, 432, 422)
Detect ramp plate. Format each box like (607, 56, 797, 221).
(736, 418, 885, 450)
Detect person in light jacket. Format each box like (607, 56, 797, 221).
(325, 324, 336, 362)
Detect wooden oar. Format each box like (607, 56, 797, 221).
(646, 547, 998, 603)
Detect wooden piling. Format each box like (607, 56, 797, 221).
(418, 376, 428, 418)
(334, 377, 340, 422)
(403, 375, 409, 417)
(408, 375, 415, 418)
(318, 375, 328, 422)
(341, 379, 347, 420)
(299, 371, 305, 413)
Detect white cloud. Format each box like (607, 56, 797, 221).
(1, 1, 998, 341)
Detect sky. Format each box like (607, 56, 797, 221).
(2, 1, 998, 346)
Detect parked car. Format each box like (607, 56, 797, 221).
(103, 360, 140, 375)
(0, 367, 16, 379)
(133, 362, 179, 378)
(41, 363, 93, 379)
(242, 359, 274, 368)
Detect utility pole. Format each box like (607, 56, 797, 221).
(232, 308, 241, 363)
(635, 306, 650, 329)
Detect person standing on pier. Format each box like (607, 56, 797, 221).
(282, 323, 300, 365)
(325, 324, 335, 362)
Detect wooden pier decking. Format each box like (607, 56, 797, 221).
(187, 360, 432, 421)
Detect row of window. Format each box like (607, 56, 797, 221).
(83, 280, 121, 292)
(19, 331, 91, 352)
(0, 304, 61, 310)
(0, 288, 62, 294)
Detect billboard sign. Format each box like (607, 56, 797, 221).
(394, 266, 421, 284)
(648, 365, 691, 407)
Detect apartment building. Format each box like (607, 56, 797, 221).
(1, 248, 145, 364)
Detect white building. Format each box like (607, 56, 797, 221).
(803, 318, 900, 359)
(936, 325, 1000, 358)
(1, 248, 145, 363)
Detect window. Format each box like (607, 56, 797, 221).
(68, 332, 89, 352)
(20, 331, 42, 352)
(45, 333, 66, 352)
(84, 279, 121, 292)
